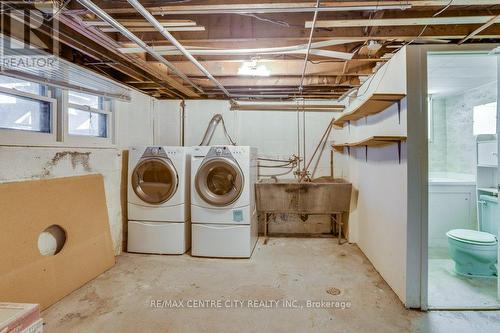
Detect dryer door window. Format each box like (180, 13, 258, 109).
(196, 157, 244, 207)
(132, 158, 178, 204)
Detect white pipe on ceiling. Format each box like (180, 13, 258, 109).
(150, 4, 412, 15)
(118, 39, 356, 60)
(76, 0, 204, 94)
(126, 0, 232, 98)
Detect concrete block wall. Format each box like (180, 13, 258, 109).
(0, 89, 156, 255)
(155, 99, 342, 234)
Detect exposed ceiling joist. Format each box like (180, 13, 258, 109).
(189, 76, 360, 87)
(307, 16, 500, 28)
(134, 34, 498, 46)
(8, 0, 497, 100)
(459, 14, 500, 44)
(130, 48, 355, 60)
(82, 19, 197, 27)
(157, 60, 375, 77)
(76, 0, 203, 96)
(98, 1, 499, 15)
(99, 26, 206, 32)
(125, 0, 232, 98)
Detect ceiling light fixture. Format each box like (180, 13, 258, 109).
(367, 40, 382, 51)
(238, 60, 270, 77)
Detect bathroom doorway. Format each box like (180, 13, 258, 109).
(427, 52, 500, 309)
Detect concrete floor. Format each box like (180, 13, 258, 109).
(42, 238, 500, 332)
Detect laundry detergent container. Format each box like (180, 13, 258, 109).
(446, 229, 498, 277)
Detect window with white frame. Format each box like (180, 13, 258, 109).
(473, 102, 497, 136)
(0, 75, 56, 143)
(62, 90, 113, 144)
(65, 90, 112, 141)
(0, 74, 117, 146)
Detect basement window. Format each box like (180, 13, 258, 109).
(0, 75, 56, 144)
(0, 92, 51, 133)
(64, 90, 113, 144)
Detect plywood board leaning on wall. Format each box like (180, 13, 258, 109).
(0, 174, 115, 310)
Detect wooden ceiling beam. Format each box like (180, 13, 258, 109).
(459, 14, 500, 44)
(124, 33, 499, 47)
(92, 1, 500, 15)
(308, 16, 500, 28)
(116, 23, 500, 45)
(60, 14, 199, 98)
(148, 60, 375, 77)
(190, 76, 360, 87)
(82, 19, 197, 27)
(99, 26, 205, 32)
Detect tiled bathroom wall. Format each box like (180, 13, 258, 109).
(429, 81, 497, 175)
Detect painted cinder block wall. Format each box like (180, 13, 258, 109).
(155, 99, 344, 234)
(0, 89, 156, 255)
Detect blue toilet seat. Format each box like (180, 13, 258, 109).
(446, 229, 497, 246)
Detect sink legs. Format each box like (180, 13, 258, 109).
(262, 212, 344, 245)
(264, 213, 270, 245)
(331, 213, 344, 245)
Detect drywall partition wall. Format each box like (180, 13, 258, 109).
(332, 48, 408, 304)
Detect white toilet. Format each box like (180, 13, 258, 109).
(446, 229, 498, 277)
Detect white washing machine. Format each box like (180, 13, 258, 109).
(128, 146, 190, 254)
(191, 145, 258, 258)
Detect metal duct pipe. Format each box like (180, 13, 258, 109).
(200, 114, 236, 146)
(200, 114, 222, 146)
(76, 0, 203, 94)
(126, 0, 232, 98)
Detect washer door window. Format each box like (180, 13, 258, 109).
(132, 158, 178, 204)
(196, 157, 244, 206)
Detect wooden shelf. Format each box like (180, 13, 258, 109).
(333, 93, 406, 127)
(332, 136, 407, 152)
(332, 136, 407, 163)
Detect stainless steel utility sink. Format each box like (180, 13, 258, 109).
(256, 177, 352, 214)
(255, 177, 352, 244)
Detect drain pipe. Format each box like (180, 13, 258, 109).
(126, 0, 232, 98)
(77, 0, 203, 94)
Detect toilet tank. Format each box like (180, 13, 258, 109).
(479, 194, 499, 237)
